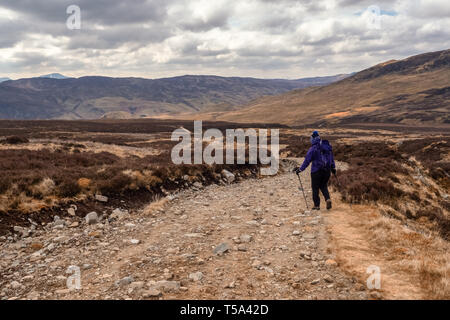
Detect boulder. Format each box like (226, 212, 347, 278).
(85, 212, 99, 225)
(142, 288, 162, 298)
(193, 182, 203, 189)
(239, 234, 252, 243)
(95, 194, 108, 203)
(67, 207, 76, 216)
(213, 242, 230, 255)
(188, 272, 204, 282)
(148, 280, 180, 292)
(221, 170, 235, 183)
(115, 276, 134, 287)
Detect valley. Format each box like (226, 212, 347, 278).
(0, 74, 348, 120)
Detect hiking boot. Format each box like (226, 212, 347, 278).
(326, 199, 332, 210)
(312, 206, 320, 211)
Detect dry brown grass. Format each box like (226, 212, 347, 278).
(142, 197, 169, 216)
(364, 212, 449, 299)
(326, 200, 448, 299)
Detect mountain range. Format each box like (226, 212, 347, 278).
(0, 74, 348, 120)
(0, 49, 448, 125)
(208, 49, 449, 126)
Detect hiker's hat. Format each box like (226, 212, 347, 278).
(311, 131, 319, 138)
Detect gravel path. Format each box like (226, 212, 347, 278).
(0, 168, 368, 300)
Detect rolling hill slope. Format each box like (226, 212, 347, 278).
(0, 74, 347, 120)
(212, 49, 449, 126)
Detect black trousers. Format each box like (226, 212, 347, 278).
(311, 169, 331, 207)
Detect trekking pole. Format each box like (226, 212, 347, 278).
(296, 172, 309, 210)
(333, 172, 341, 188)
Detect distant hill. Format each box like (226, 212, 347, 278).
(0, 74, 347, 120)
(39, 73, 70, 79)
(0, 78, 10, 83)
(212, 49, 449, 126)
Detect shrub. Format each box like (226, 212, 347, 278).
(58, 180, 82, 198)
(29, 178, 56, 197)
(96, 173, 133, 195)
(0, 177, 11, 194)
(3, 136, 29, 144)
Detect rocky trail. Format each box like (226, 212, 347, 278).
(0, 163, 371, 300)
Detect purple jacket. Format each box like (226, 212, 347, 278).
(299, 138, 335, 173)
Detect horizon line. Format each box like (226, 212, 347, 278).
(1, 72, 354, 82)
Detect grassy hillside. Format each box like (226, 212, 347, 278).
(212, 49, 449, 126)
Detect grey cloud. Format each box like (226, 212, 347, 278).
(176, 7, 232, 32)
(338, 0, 398, 7)
(0, 0, 449, 79)
(166, 54, 295, 71)
(66, 24, 172, 49)
(257, 0, 327, 13)
(0, 19, 29, 48)
(0, 0, 172, 25)
(248, 13, 299, 35)
(237, 47, 303, 58)
(0, 1, 175, 50)
(11, 52, 50, 68)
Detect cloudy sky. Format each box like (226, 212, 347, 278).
(0, 0, 449, 79)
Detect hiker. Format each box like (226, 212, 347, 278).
(293, 131, 336, 210)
